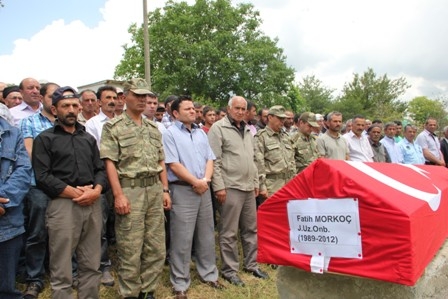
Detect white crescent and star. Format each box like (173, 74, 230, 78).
(345, 161, 441, 211)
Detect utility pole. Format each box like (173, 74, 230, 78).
(143, 0, 151, 89)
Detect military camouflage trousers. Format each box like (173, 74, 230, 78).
(266, 171, 295, 197)
(115, 182, 166, 297)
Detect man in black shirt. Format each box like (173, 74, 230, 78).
(32, 86, 107, 299)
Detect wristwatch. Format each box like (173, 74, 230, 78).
(163, 188, 170, 194)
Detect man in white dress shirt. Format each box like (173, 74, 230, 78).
(85, 85, 118, 287)
(343, 115, 374, 162)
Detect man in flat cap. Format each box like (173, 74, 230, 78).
(101, 78, 171, 299)
(32, 86, 107, 299)
(254, 105, 296, 203)
(292, 112, 321, 173)
(3, 86, 23, 108)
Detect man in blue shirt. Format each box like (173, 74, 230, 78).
(163, 95, 223, 299)
(380, 122, 404, 163)
(20, 82, 58, 298)
(0, 115, 32, 299)
(399, 124, 425, 164)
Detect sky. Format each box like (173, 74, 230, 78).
(1, 0, 447, 102)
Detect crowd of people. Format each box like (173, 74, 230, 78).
(0, 77, 447, 299)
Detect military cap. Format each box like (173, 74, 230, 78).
(300, 112, 320, 128)
(123, 78, 153, 95)
(268, 105, 287, 118)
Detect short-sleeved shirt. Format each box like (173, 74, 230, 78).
(20, 111, 54, 185)
(399, 138, 425, 165)
(316, 131, 349, 160)
(292, 131, 319, 173)
(20, 111, 53, 140)
(100, 113, 164, 178)
(415, 129, 441, 162)
(163, 121, 215, 182)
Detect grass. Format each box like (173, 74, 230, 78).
(18, 242, 279, 299)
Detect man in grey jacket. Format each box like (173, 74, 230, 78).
(208, 96, 269, 287)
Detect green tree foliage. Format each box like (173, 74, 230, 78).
(297, 75, 334, 114)
(407, 96, 447, 128)
(114, 0, 295, 107)
(331, 68, 409, 121)
(284, 83, 307, 114)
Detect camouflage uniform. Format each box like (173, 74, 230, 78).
(255, 124, 296, 197)
(100, 112, 165, 297)
(292, 132, 319, 173)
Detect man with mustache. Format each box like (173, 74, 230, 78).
(32, 86, 107, 299)
(85, 86, 119, 287)
(316, 111, 349, 160)
(367, 125, 391, 163)
(343, 115, 374, 162)
(78, 90, 97, 125)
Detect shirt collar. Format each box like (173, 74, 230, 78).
(98, 109, 113, 122)
(174, 120, 198, 131)
(53, 119, 85, 134)
(227, 115, 245, 129)
(18, 101, 43, 112)
(425, 129, 437, 137)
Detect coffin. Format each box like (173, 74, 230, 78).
(257, 159, 448, 285)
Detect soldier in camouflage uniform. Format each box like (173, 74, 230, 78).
(100, 78, 171, 299)
(292, 112, 320, 173)
(255, 105, 296, 203)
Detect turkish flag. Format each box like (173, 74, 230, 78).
(257, 159, 448, 285)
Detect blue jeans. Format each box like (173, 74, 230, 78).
(24, 187, 50, 286)
(0, 234, 24, 299)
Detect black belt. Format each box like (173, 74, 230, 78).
(120, 176, 159, 188)
(169, 181, 191, 186)
(266, 173, 288, 180)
